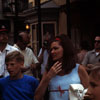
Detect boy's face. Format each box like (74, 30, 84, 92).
(86, 74, 100, 100)
(6, 59, 23, 79)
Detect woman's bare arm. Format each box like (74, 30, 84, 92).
(78, 65, 89, 88)
(34, 61, 62, 100)
(34, 71, 50, 100)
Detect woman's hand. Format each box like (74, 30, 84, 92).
(34, 61, 62, 100)
(47, 61, 62, 79)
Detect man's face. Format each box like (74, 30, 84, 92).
(0, 32, 8, 44)
(19, 33, 30, 50)
(94, 36, 100, 50)
(6, 59, 23, 79)
(22, 33, 30, 44)
(19, 40, 28, 50)
(86, 74, 100, 100)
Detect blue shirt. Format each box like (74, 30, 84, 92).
(48, 64, 80, 100)
(0, 75, 39, 100)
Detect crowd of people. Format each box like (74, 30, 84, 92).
(0, 24, 100, 100)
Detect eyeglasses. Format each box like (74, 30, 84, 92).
(94, 40, 100, 43)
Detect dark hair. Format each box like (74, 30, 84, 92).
(46, 34, 77, 73)
(16, 31, 25, 42)
(17, 34, 23, 42)
(5, 51, 24, 63)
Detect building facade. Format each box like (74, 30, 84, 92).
(1, 0, 99, 55)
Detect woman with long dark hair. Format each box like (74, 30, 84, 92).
(35, 34, 89, 100)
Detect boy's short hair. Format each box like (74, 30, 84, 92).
(5, 51, 24, 63)
(90, 63, 100, 80)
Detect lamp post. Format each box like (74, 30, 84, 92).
(35, 0, 42, 49)
(14, 0, 18, 43)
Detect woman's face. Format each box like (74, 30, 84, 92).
(50, 41, 63, 61)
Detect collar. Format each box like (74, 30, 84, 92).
(91, 49, 100, 56)
(14, 44, 27, 52)
(91, 49, 96, 53)
(92, 49, 100, 53)
(14, 44, 20, 50)
(4, 44, 11, 51)
(0, 44, 12, 53)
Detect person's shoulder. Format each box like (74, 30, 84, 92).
(24, 75, 39, 88)
(0, 77, 5, 82)
(7, 44, 19, 52)
(26, 47, 33, 53)
(10, 46, 18, 51)
(78, 65, 85, 71)
(84, 49, 94, 57)
(13, 44, 19, 49)
(78, 64, 89, 88)
(78, 64, 88, 76)
(24, 75, 39, 82)
(87, 49, 95, 54)
(24, 75, 34, 79)
(0, 76, 9, 83)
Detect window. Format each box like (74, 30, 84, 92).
(40, 0, 49, 3)
(28, 0, 35, 8)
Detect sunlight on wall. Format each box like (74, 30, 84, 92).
(29, 0, 35, 7)
(28, 0, 49, 7)
(40, 0, 48, 3)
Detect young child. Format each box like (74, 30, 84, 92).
(0, 51, 39, 100)
(84, 63, 100, 100)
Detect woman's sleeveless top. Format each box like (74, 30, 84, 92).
(48, 64, 80, 100)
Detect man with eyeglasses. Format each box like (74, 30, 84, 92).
(82, 35, 100, 73)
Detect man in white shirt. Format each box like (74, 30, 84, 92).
(14, 31, 39, 77)
(0, 25, 18, 77)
